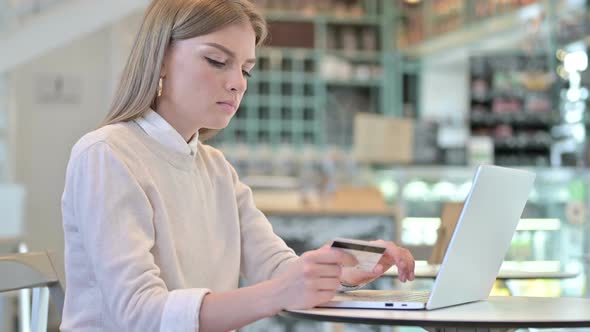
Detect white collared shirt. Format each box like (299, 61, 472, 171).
(134, 109, 199, 156)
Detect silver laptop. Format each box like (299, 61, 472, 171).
(319, 165, 535, 310)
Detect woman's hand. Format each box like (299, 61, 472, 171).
(339, 239, 415, 287)
(271, 246, 357, 310)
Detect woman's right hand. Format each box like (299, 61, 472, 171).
(271, 246, 358, 311)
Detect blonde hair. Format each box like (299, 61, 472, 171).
(101, 0, 267, 140)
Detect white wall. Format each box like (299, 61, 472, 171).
(0, 74, 10, 181)
(11, 11, 142, 265)
(13, 27, 111, 256)
(108, 12, 143, 97)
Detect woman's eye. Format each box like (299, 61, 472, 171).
(206, 57, 225, 67)
(206, 57, 251, 78)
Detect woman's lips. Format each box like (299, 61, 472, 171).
(217, 101, 237, 113)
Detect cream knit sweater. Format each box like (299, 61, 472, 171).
(61, 111, 297, 331)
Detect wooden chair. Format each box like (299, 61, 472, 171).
(428, 202, 464, 265)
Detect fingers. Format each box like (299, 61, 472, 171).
(304, 247, 358, 267)
(392, 247, 414, 282)
(341, 266, 380, 286)
(372, 239, 416, 282)
(302, 263, 342, 278)
(337, 250, 358, 267)
(399, 252, 415, 281)
(321, 243, 359, 266)
(310, 277, 341, 291)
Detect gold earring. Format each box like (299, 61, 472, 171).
(157, 78, 163, 97)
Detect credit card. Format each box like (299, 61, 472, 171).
(331, 238, 386, 272)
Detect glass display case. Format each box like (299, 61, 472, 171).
(371, 166, 589, 297)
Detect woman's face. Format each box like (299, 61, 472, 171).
(158, 22, 256, 140)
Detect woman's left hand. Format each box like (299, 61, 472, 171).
(339, 239, 415, 287)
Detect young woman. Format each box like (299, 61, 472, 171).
(61, 0, 415, 331)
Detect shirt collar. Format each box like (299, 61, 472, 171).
(134, 109, 199, 156)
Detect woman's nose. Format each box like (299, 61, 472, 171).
(226, 68, 247, 93)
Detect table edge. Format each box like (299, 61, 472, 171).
(279, 310, 590, 328)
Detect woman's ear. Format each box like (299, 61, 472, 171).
(160, 49, 169, 78)
(160, 61, 167, 78)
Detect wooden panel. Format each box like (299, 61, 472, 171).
(253, 186, 392, 216)
(266, 21, 315, 48)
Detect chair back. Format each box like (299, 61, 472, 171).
(0, 251, 64, 332)
(428, 202, 463, 265)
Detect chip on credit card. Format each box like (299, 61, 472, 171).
(331, 238, 386, 272)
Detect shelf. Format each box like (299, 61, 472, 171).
(325, 78, 381, 88)
(402, 1, 589, 58)
(493, 139, 551, 151)
(400, 3, 543, 57)
(257, 47, 317, 58)
(242, 96, 317, 109)
(468, 49, 556, 165)
(470, 112, 559, 128)
(325, 49, 382, 62)
(324, 15, 381, 26)
(252, 72, 316, 81)
(265, 11, 381, 26)
(213, 0, 402, 147)
(264, 12, 316, 23)
(252, 186, 393, 217)
(471, 91, 526, 101)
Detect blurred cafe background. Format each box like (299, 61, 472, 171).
(1, 0, 590, 331)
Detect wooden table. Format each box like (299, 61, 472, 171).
(281, 296, 590, 332)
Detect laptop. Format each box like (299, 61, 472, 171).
(319, 165, 536, 310)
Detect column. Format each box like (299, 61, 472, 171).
(0, 74, 8, 181)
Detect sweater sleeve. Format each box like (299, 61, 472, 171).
(67, 141, 209, 331)
(227, 162, 299, 285)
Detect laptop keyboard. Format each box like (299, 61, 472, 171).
(343, 290, 431, 303)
